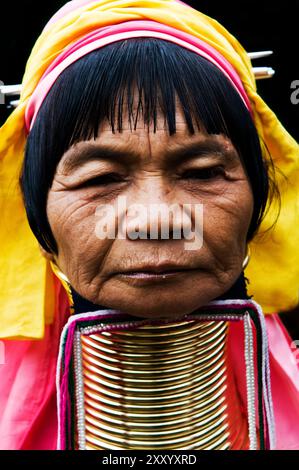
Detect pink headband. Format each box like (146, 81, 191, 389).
(25, 20, 251, 132)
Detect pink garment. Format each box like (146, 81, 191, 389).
(229, 313, 299, 450)
(0, 278, 69, 450)
(0, 293, 299, 449)
(25, 20, 251, 132)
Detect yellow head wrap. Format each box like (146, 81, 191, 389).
(0, 0, 298, 339)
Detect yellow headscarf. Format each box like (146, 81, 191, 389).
(0, 0, 298, 339)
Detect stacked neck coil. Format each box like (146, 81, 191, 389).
(73, 319, 249, 450)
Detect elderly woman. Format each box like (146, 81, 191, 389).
(0, 0, 299, 451)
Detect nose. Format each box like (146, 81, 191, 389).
(123, 178, 187, 241)
(125, 203, 187, 240)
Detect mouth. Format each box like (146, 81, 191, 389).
(113, 264, 199, 285)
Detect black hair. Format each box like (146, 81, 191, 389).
(21, 38, 274, 254)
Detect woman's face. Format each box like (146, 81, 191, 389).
(47, 98, 254, 319)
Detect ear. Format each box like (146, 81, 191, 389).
(38, 244, 55, 262)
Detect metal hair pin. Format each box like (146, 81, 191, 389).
(0, 84, 22, 95)
(248, 50, 275, 79)
(0, 84, 22, 109)
(248, 50, 273, 60)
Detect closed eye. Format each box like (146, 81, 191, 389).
(181, 166, 225, 180)
(76, 173, 126, 188)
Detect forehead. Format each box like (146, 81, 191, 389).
(97, 93, 205, 151)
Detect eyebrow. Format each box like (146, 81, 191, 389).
(61, 139, 236, 173)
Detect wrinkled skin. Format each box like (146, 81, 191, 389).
(46, 99, 253, 319)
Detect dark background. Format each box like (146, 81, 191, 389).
(0, 0, 298, 139)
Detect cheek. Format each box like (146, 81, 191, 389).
(202, 180, 254, 267)
(46, 190, 113, 282)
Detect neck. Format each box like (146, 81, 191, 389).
(58, 297, 275, 450)
(72, 313, 250, 450)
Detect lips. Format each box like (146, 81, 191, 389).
(117, 263, 195, 275)
(112, 263, 198, 284)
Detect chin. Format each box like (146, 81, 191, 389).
(90, 271, 220, 315)
(97, 292, 215, 319)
